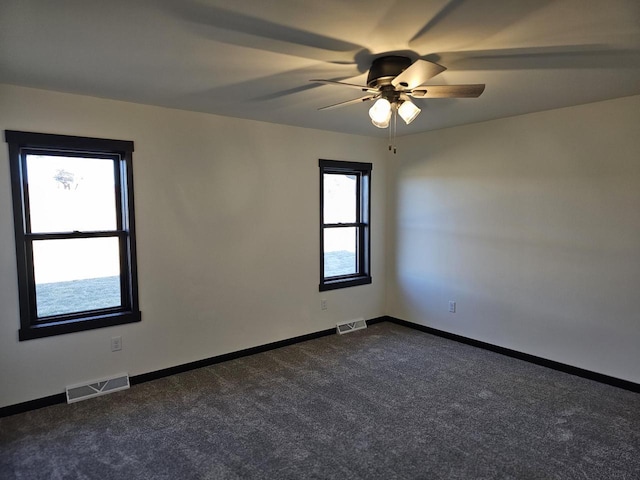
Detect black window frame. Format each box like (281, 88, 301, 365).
(319, 159, 372, 291)
(5, 130, 141, 340)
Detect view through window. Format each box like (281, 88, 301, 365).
(323, 172, 358, 277)
(28, 154, 122, 317)
(319, 159, 372, 291)
(6, 130, 140, 340)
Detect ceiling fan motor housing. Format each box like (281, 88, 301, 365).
(367, 56, 412, 88)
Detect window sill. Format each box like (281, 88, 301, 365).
(19, 310, 141, 341)
(319, 275, 372, 291)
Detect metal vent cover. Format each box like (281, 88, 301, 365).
(66, 373, 130, 403)
(336, 318, 367, 334)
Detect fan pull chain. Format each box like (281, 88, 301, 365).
(393, 107, 398, 154)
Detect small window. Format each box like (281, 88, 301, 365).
(319, 159, 372, 291)
(5, 131, 141, 340)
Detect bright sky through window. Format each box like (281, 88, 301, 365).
(26, 155, 120, 284)
(323, 173, 358, 277)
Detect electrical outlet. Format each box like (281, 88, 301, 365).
(111, 336, 122, 352)
(448, 301, 456, 313)
(321, 299, 327, 310)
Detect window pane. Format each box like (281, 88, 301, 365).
(324, 227, 357, 277)
(323, 173, 357, 223)
(33, 237, 121, 318)
(27, 155, 117, 233)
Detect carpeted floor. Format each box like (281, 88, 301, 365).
(1, 322, 638, 479)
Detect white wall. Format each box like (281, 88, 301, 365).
(387, 95, 640, 383)
(2, 84, 638, 409)
(0, 84, 387, 408)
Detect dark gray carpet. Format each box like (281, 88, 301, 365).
(1, 322, 638, 479)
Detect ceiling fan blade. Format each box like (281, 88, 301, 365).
(310, 79, 377, 93)
(410, 84, 485, 98)
(391, 59, 446, 89)
(318, 95, 377, 111)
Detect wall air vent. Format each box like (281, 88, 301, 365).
(66, 373, 130, 403)
(336, 318, 367, 335)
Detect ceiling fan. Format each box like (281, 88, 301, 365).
(310, 55, 485, 129)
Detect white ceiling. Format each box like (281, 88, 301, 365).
(1, 0, 639, 137)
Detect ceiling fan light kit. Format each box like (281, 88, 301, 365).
(369, 98, 392, 128)
(311, 55, 485, 151)
(397, 100, 421, 125)
(369, 96, 421, 128)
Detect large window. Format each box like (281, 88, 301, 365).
(319, 159, 372, 291)
(5, 131, 141, 340)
